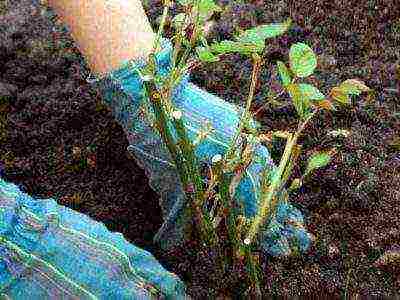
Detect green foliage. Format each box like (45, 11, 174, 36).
(197, 0, 222, 22)
(176, 0, 222, 23)
(209, 40, 264, 55)
(196, 46, 220, 62)
(339, 79, 371, 95)
(288, 178, 302, 191)
(276, 61, 292, 88)
(287, 83, 326, 119)
(329, 79, 371, 106)
(289, 42, 317, 78)
(304, 151, 332, 177)
(172, 13, 187, 30)
(287, 83, 311, 119)
(330, 86, 351, 105)
(235, 18, 292, 44)
(297, 83, 326, 102)
(209, 19, 291, 56)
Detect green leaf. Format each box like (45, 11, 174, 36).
(235, 18, 292, 45)
(198, 0, 222, 21)
(304, 152, 332, 177)
(287, 83, 311, 119)
(289, 43, 317, 78)
(330, 86, 351, 105)
(276, 61, 292, 87)
(209, 40, 264, 55)
(338, 79, 371, 96)
(298, 83, 325, 102)
(329, 79, 370, 106)
(196, 46, 220, 62)
(172, 13, 187, 30)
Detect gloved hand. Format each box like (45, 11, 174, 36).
(0, 177, 188, 299)
(91, 37, 313, 257)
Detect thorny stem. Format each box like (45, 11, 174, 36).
(172, 0, 202, 84)
(143, 75, 188, 188)
(140, 0, 210, 248)
(243, 244, 262, 299)
(245, 110, 316, 244)
(153, 0, 172, 53)
(189, 0, 201, 48)
(208, 51, 263, 272)
(225, 53, 262, 162)
(143, 0, 183, 185)
(172, 117, 205, 209)
(163, 7, 190, 105)
(210, 158, 238, 267)
(145, 65, 218, 251)
(143, 0, 220, 249)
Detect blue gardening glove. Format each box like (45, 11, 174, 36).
(258, 199, 314, 257)
(0, 177, 188, 299)
(91, 37, 313, 257)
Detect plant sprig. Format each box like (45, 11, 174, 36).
(134, 0, 373, 296)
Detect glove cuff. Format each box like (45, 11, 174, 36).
(88, 37, 190, 103)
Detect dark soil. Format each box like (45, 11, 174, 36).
(1, 0, 399, 298)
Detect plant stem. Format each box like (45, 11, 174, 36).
(189, 0, 201, 48)
(245, 110, 316, 244)
(145, 56, 219, 251)
(143, 75, 188, 184)
(246, 132, 296, 243)
(153, 0, 171, 53)
(244, 244, 262, 298)
(149, 0, 222, 251)
(173, 0, 202, 82)
(213, 162, 238, 266)
(165, 8, 190, 102)
(225, 53, 262, 162)
(279, 143, 301, 191)
(172, 117, 205, 208)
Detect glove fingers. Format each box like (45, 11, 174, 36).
(259, 218, 291, 257)
(259, 202, 313, 257)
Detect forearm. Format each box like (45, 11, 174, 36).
(46, 0, 157, 77)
